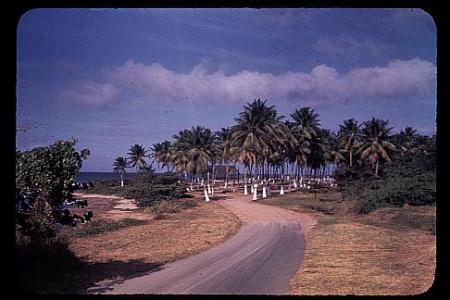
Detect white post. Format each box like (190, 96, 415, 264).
(208, 184, 212, 194)
(120, 180, 124, 187)
(262, 186, 267, 198)
(293, 180, 297, 188)
(211, 187, 214, 195)
(250, 184, 254, 193)
(204, 189, 210, 202)
(253, 184, 258, 201)
(280, 185, 285, 195)
(244, 184, 248, 195)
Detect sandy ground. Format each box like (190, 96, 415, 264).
(72, 192, 147, 221)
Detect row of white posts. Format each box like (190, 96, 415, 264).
(201, 175, 337, 202)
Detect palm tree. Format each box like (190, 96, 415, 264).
(290, 107, 322, 175)
(322, 130, 345, 175)
(151, 141, 173, 172)
(127, 144, 148, 171)
(337, 118, 361, 167)
(284, 121, 310, 178)
(356, 117, 396, 176)
(308, 133, 327, 176)
(394, 126, 418, 152)
(231, 99, 284, 179)
(172, 126, 214, 181)
(216, 127, 233, 185)
(113, 156, 129, 187)
(290, 107, 321, 140)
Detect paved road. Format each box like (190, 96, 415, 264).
(104, 193, 316, 295)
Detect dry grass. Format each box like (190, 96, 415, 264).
(292, 219, 435, 295)
(52, 193, 241, 293)
(260, 191, 436, 295)
(69, 198, 241, 265)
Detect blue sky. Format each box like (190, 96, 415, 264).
(16, 8, 437, 172)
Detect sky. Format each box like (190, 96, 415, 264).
(16, 8, 437, 172)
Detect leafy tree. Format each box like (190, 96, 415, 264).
(16, 139, 89, 239)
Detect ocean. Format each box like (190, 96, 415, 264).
(75, 172, 137, 182)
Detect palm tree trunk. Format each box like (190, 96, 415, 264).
(349, 151, 353, 167)
(225, 163, 229, 185)
(375, 159, 379, 176)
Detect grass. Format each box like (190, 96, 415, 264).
(17, 193, 241, 294)
(70, 199, 241, 265)
(259, 190, 436, 295)
(67, 218, 149, 238)
(149, 198, 198, 219)
(67, 197, 241, 293)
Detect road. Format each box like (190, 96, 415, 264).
(104, 192, 316, 295)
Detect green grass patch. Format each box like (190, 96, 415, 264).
(69, 218, 148, 238)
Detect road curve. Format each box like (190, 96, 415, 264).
(104, 193, 316, 295)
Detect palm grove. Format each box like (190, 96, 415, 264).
(114, 99, 436, 213)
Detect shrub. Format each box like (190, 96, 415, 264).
(121, 172, 187, 207)
(336, 141, 436, 214)
(69, 218, 147, 238)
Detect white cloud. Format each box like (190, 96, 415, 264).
(59, 58, 436, 107)
(58, 80, 119, 107)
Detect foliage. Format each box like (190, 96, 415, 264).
(337, 133, 435, 213)
(16, 139, 89, 207)
(356, 117, 396, 176)
(68, 218, 148, 238)
(171, 126, 215, 176)
(16, 139, 90, 240)
(127, 144, 148, 170)
(120, 172, 188, 207)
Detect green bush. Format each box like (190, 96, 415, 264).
(16, 139, 89, 207)
(336, 139, 435, 214)
(360, 172, 435, 213)
(69, 218, 147, 238)
(121, 172, 188, 207)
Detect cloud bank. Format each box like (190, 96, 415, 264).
(61, 58, 435, 107)
(59, 80, 119, 107)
